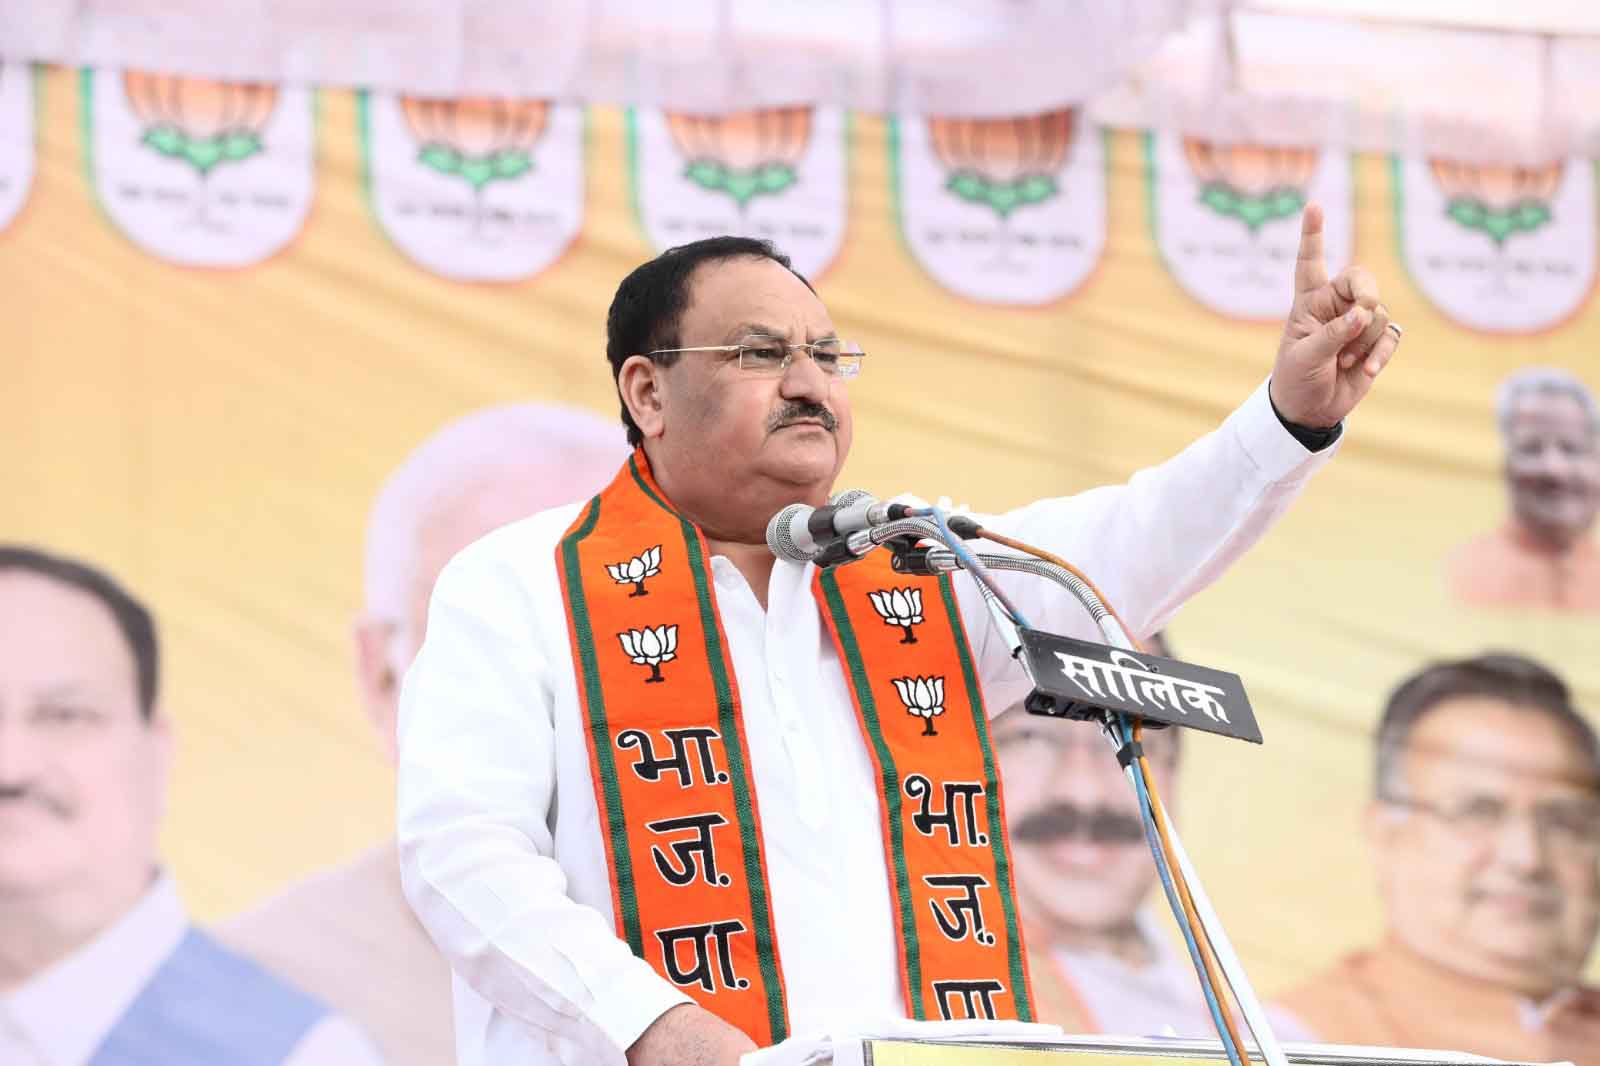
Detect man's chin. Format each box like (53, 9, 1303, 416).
(762, 434, 840, 483)
(1423, 926, 1576, 993)
(0, 860, 74, 899)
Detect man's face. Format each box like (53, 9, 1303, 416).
(358, 463, 621, 761)
(0, 572, 168, 904)
(993, 711, 1178, 939)
(1503, 391, 1600, 548)
(642, 256, 853, 540)
(1371, 698, 1600, 994)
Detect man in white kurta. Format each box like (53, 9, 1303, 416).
(397, 216, 1401, 1066)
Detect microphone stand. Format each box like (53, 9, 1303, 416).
(880, 531, 1291, 1066)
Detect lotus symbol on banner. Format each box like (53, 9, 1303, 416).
(868, 587, 925, 644)
(607, 546, 662, 597)
(892, 676, 946, 737)
(123, 72, 277, 227)
(619, 625, 678, 683)
(929, 110, 1075, 222)
(666, 107, 812, 211)
(1429, 159, 1564, 298)
(1430, 160, 1561, 248)
(400, 97, 549, 236)
(1183, 139, 1316, 235)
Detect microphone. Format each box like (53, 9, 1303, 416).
(765, 490, 917, 563)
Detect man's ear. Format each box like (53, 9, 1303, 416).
(143, 703, 176, 818)
(618, 355, 666, 442)
(353, 616, 401, 764)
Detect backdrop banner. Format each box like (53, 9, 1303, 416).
(3, 63, 1597, 1063)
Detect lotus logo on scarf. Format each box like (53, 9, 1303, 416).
(666, 107, 812, 210)
(867, 587, 925, 645)
(124, 72, 276, 181)
(401, 97, 548, 196)
(929, 110, 1075, 220)
(606, 546, 663, 597)
(892, 676, 947, 737)
(1183, 139, 1317, 234)
(1430, 159, 1561, 247)
(619, 625, 678, 683)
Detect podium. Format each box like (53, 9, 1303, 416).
(829, 1035, 1566, 1066)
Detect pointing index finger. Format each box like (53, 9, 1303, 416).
(1295, 202, 1328, 294)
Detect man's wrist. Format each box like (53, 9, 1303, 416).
(627, 1003, 756, 1066)
(1267, 381, 1343, 453)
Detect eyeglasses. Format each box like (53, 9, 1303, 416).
(1380, 792, 1600, 852)
(647, 336, 865, 379)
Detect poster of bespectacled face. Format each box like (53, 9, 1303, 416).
(2, 61, 1598, 1066)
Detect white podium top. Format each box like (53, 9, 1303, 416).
(743, 1022, 1571, 1066)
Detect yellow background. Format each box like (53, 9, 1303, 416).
(2, 65, 1598, 993)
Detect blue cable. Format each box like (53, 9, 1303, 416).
(1112, 713, 1245, 1066)
(910, 508, 1241, 1061)
(905, 506, 1032, 630)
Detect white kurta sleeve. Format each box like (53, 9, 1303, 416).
(958, 380, 1339, 712)
(395, 537, 691, 1066)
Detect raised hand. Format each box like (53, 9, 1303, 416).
(1269, 203, 1402, 429)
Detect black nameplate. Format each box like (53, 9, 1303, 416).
(1018, 628, 1262, 744)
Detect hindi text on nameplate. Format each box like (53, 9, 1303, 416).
(1018, 629, 1262, 744)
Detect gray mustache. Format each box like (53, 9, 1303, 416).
(1013, 802, 1146, 846)
(769, 402, 838, 433)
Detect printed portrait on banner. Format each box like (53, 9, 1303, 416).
(1395, 156, 1597, 333)
(629, 106, 847, 280)
(1447, 368, 1600, 611)
(0, 62, 35, 235)
(893, 109, 1106, 306)
(84, 70, 315, 268)
(361, 94, 585, 282)
(1148, 132, 1354, 320)
(1275, 653, 1600, 1063)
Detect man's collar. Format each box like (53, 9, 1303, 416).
(3, 871, 187, 1066)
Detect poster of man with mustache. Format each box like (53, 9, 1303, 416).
(0, 548, 383, 1065)
(989, 633, 1313, 1039)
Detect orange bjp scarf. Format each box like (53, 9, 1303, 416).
(558, 452, 1033, 1044)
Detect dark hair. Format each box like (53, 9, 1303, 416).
(1375, 651, 1599, 796)
(604, 236, 814, 447)
(0, 545, 160, 721)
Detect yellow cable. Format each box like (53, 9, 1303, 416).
(1137, 719, 1250, 1058)
(973, 523, 1249, 1054)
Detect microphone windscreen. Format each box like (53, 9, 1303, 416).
(829, 488, 875, 508)
(766, 503, 815, 562)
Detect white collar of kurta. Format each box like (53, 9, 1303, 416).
(3, 871, 186, 1066)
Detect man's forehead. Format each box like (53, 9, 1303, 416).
(681, 257, 830, 339)
(1508, 392, 1593, 434)
(1404, 698, 1599, 793)
(0, 572, 138, 701)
